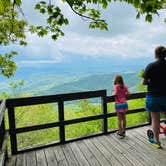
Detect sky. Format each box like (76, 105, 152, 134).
(3, 0, 166, 68)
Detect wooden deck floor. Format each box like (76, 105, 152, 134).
(6, 126, 166, 166)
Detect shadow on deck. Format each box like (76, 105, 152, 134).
(7, 126, 166, 166)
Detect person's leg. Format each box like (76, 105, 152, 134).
(117, 112, 123, 133)
(151, 112, 160, 142)
(122, 112, 126, 133)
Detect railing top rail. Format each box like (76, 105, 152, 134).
(0, 100, 6, 126)
(106, 92, 146, 103)
(6, 90, 107, 107)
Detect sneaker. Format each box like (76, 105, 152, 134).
(116, 131, 125, 139)
(148, 138, 161, 149)
(122, 131, 126, 137)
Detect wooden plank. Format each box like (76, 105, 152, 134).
(76, 141, 101, 166)
(107, 108, 146, 118)
(15, 153, 26, 166)
(106, 92, 146, 103)
(97, 136, 133, 166)
(127, 127, 166, 165)
(15, 114, 104, 134)
(119, 130, 158, 166)
(105, 134, 142, 166)
(53, 146, 68, 166)
(6, 156, 16, 166)
(127, 129, 163, 166)
(92, 137, 122, 166)
(110, 134, 146, 166)
(26, 151, 37, 166)
(134, 127, 166, 160)
(7, 90, 106, 107)
(69, 142, 90, 166)
(0, 100, 6, 126)
(0, 131, 8, 165)
(83, 139, 112, 166)
(44, 148, 58, 166)
(0, 152, 5, 166)
(61, 144, 80, 166)
(36, 150, 47, 166)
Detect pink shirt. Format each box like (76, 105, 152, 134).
(113, 84, 129, 103)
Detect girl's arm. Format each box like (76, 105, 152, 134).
(113, 85, 118, 95)
(112, 90, 117, 95)
(125, 86, 130, 96)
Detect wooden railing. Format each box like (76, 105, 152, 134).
(0, 100, 8, 166)
(5, 90, 148, 155)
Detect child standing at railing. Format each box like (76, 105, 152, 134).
(113, 75, 130, 138)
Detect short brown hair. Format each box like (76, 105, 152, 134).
(155, 46, 166, 59)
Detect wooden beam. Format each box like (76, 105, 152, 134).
(6, 90, 106, 107)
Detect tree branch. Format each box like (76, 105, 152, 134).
(65, 0, 101, 22)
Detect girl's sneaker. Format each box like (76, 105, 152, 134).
(148, 138, 161, 149)
(122, 131, 126, 137)
(116, 131, 125, 139)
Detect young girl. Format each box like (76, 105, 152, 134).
(113, 75, 129, 138)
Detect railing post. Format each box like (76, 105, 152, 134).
(58, 100, 65, 144)
(8, 106, 17, 154)
(0, 118, 5, 148)
(101, 91, 108, 134)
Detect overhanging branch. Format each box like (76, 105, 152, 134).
(65, 0, 101, 22)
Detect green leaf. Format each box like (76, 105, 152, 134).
(136, 12, 140, 19)
(102, 0, 108, 9)
(40, 8, 46, 14)
(35, 4, 41, 10)
(52, 34, 58, 40)
(40, 1, 47, 5)
(15, 0, 22, 6)
(145, 14, 152, 22)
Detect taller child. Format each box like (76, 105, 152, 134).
(142, 46, 166, 148)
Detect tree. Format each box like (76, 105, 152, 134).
(137, 69, 147, 92)
(1, 0, 166, 77)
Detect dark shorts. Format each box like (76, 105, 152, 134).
(145, 95, 166, 112)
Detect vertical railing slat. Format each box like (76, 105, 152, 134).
(58, 100, 65, 143)
(102, 91, 108, 134)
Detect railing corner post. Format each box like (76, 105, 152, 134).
(7, 106, 17, 154)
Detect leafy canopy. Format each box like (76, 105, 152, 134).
(0, 0, 166, 77)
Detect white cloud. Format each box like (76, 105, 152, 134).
(18, 59, 63, 66)
(56, 33, 152, 58)
(7, 1, 166, 66)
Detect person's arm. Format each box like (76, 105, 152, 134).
(142, 64, 151, 85)
(113, 85, 118, 95)
(125, 86, 130, 96)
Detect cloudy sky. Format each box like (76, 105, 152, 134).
(3, 0, 166, 67)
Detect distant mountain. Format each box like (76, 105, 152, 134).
(0, 53, 150, 96)
(29, 73, 139, 96)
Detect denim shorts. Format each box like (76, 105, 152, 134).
(146, 95, 166, 112)
(115, 102, 128, 113)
